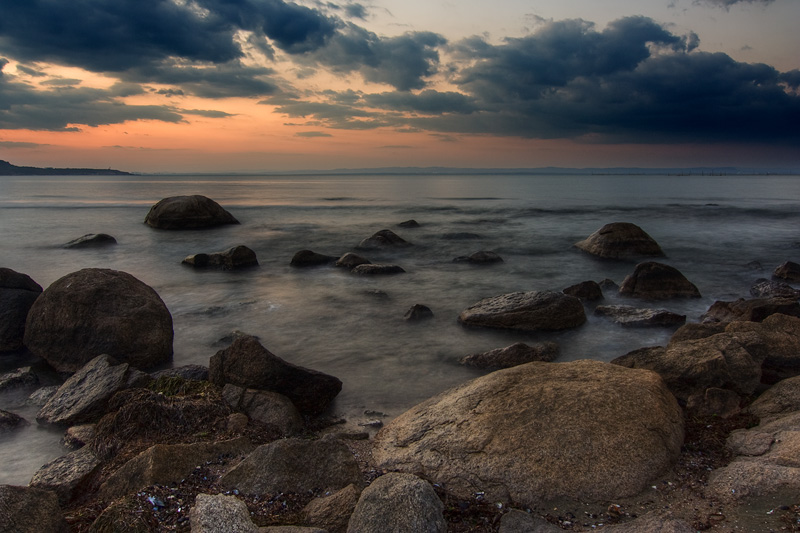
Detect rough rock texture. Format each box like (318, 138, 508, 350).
(357, 229, 411, 249)
(36, 355, 134, 426)
(0, 366, 39, 393)
(459, 342, 559, 369)
(603, 514, 696, 532)
(351, 264, 405, 275)
(0, 267, 42, 353)
(209, 335, 342, 416)
(747, 375, 800, 421)
(182, 245, 258, 270)
(63, 233, 117, 249)
(725, 313, 800, 383)
(611, 333, 763, 402)
(750, 278, 800, 299)
(144, 195, 239, 229)
(150, 364, 209, 382)
(619, 262, 701, 299)
(594, 304, 686, 328)
(774, 260, 800, 282)
(335, 253, 371, 269)
(190, 493, 258, 533)
(452, 251, 504, 264)
(302, 483, 361, 533)
(220, 437, 362, 495)
(63, 424, 96, 449)
(29, 446, 101, 505)
(574, 222, 664, 259)
(668, 322, 727, 345)
(346, 473, 446, 533)
(457, 291, 586, 332)
(290, 250, 337, 267)
(24, 268, 173, 372)
(701, 297, 800, 323)
(0, 485, 69, 533)
(404, 304, 433, 321)
(222, 384, 304, 436)
(0, 409, 27, 431)
(563, 280, 603, 301)
(373, 360, 683, 504)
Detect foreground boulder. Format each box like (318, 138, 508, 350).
(62, 233, 116, 249)
(210, 335, 342, 416)
(0, 267, 42, 353)
(458, 291, 586, 332)
(24, 268, 173, 372)
(459, 342, 559, 369)
(574, 222, 664, 259)
(725, 313, 800, 383)
(373, 360, 683, 504)
(619, 262, 701, 299)
(182, 245, 258, 270)
(144, 194, 239, 229)
(0, 485, 68, 533)
(594, 304, 686, 328)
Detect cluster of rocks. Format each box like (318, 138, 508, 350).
(4, 202, 800, 531)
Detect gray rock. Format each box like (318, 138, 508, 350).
(223, 384, 304, 436)
(291, 250, 337, 267)
(24, 268, 173, 372)
(190, 493, 258, 533)
(0, 409, 27, 431)
(183, 245, 258, 270)
(357, 229, 411, 249)
(144, 194, 239, 229)
(221, 437, 362, 496)
(619, 262, 700, 299)
(459, 342, 559, 369)
(62, 424, 96, 449)
(303, 483, 361, 533)
(335, 253, 371, 269)
(404, 304, 433, 321)
(346, 473, 445, 533)
(574, 222, 664, 259)
(29, 446, 101, 505)
(0, 485, 68, 533)
(458, 290, 586, 332)
(453, 251, 503, 264)
(774, 261, 800, 282)
(594, 304, 686, 327)
(0, 366, 39, 393)
(0, 268, 42, 353)
(63, 233, 117, 249)
(351, 264, 405, 275)
(398, 220, 420, 228)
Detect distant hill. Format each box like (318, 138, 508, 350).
(0, 160, 132, 176)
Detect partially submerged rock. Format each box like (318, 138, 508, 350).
(773, 261, 800, 282)
(0, 267, 42, 353)
(356, 229, 411, 249)
(404, 304, 433, 321)
(574, 222, 664, 259)
(182, 245, 258, 270)
(458, 290, 586, 332)
(291, 250, 337, 267)
(0, 409, 27, 431)
(452, 251, 503, 264)
(563, 280, 603, 301)
(0, 366, 39, 393)
(351, 264, 405, 275)
(29, 446, 101, 505)
(459, 342, 559, 369)
(335, 253, 371, 269)
(619, 262, 701, 299)
(144, 195, 239, 229)
(63, 233, 117, 249)
(595, 305, 686, 328)
(750, 278, 800, 299)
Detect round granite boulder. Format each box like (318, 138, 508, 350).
(24, 269, 173, 372)
(458, 290, 586, 332)
(144, 195, 239, 229)
(575, 222, 664, 259)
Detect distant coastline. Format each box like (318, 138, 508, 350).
(0, 160, 132, 176)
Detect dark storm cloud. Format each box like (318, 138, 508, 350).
(363, 90, 476, 114)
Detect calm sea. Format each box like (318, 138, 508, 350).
(1, 172, 799, 484)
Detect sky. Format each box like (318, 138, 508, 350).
(0, 0, 798, 173)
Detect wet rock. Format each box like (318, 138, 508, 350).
(30, 446, 101, 505)
(750, 278, 800, 299)
(24, 268, 173, 372)
(210, 335, 342, 416)
(701, 297, 800, 323)
(563, 280, 603, 301)
(220, 437, 362, 495)
(335, 252, 371, 269)
(222, 384, 304, 436)
(398, 219, 420, 228)
(595, 304, 686, 328)
(0, 268, 42, 353)
(351, 264, 405, 275)
(404, 304, 433, 321)
(302, 483, 361, 533)
(0, 366, 39, 392)
(458, 290, 586, 332)
(63, 233, 117, 249)
(27, 386, 59, 407)
(151, 364, 209, 382)
(373, 360, 683, 504)
(291, 250, 337, 267)
(574, 222, 664, 259)
(182, 245, 258, 270)
(357, 229, 411, 249)
(144, 194, 239, 229)
(459, 342, 559, 369)
(774, 260, 800, 282)
(0, 409, 27, 431)
(190, 493, 258, 533)
(453, 251, 503, 264)
(619, 262, 701, 299)
(0, 485, 68, 533)
(346, 473, 446, 533)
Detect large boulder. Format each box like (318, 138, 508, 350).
(182, 245, 259, 270)
(372, 360, 684, 504)
(23, 268, 173, 372)
(144, 194, 239, 229)
(356, 229, 411, 249)
(619, 262, 701, 299)
(574, 222, 664, 259)
(0, 485, 68, 533)
(210, 335, 342, 416)
(459, 342, 559, 369)
(346, 473, 446, 533)
(0, 268, 42, 353)
(458, 291, 586, 332)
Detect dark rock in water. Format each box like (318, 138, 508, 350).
(27, 386, 59, 407)
(563, 280, 603, 301)
(347, 473, 446, 533)
(144, 194, 239, 229)
(750, 278, 800, 299)
(619, 261, 701, 299)
(599, 278, 619, 290)
(290, 249, 337, 267)
(335, 252, 371, 269)
(0, 409, 27, 431)
(442, 232, 481, 240)
(459, 341, 559, 369)
(151, 364, 209, 382)
(62, 233, 117, 249)
(595, 304, 686, 328)
(453, 251, 503, 264)
(458, 290, 586, 332)
(404, 304, 433, 321)
(398, 219, 420, 228)
(209, 334, 342, 416)
(24, 268, 173, 372)
(182, 245, 258, 270)
(773, 260, 800, 282)
(574, 222, 664, 259)
(701, 297, 800, 323)
(357, 229, 411, 249)
(0, 485, 69, 533)
(351, 264, 405, 275)
(29, 446, 101, 505)
(0, 366, 38, 392)
(0, 268, 42, 353)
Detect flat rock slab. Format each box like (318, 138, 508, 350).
(595, 304, 686, 327)
(459, 341, 559, 369)
(144, 194, 239, 229)
(373, 360, 684, 505)
(574, 222, 664, 259)
(458, 290, 586, 332)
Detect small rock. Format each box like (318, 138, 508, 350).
(404, 304, 433, 321)
(595, 305, 686, 328)
(0, 409, 27, 431)
(335, 253, 371, 269)
(351, 264, 405, 275)
(453, 251, 503, 264)
(563, 280, 603, 301)
(63, 233, 117, 249)
(0, 366, 39, 393)
(619, 262, 701, 299)
(291, 250, 337, 267)
(774, 261, 800, 282)
(183, 245, 258, 270)
(357, 229, 411, 249)
(460, 342, 559, 369)
(398, 220, 420, 228)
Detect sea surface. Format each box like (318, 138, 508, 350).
(2, 172, 800, 485)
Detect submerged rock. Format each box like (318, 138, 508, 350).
(563, 280, 603, 301)
(404, 304, 433, 321)
(0, 267, 42, 353)
(351, 264, 405, 275)
(619, 261, 701, 299)
(398, 219, 420, 228)
(458, 290, 586, 332)
(290, 249, 337, 267)
(335, 252, 371, 269)
(595, 304, 686, 328)
(459, 341, 559, 369)
(182, 245, 258, 270)
(63, 233, 117, 249)
(144, 194, 239, 229)
(574, 222, 664, 259)
(356, 229, 411, 249)
(453, 251, 503, 264)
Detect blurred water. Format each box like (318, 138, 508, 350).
(1, 172, 799, 484)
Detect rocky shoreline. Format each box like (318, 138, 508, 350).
(3, 198, 800, 532)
